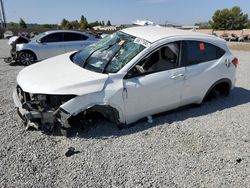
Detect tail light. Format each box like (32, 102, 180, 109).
(232, 57, 238, 67)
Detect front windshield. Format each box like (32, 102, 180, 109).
(72, 32, 147, 73)
(30, 32, 46, 42)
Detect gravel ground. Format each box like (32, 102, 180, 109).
(0, 39, 249, 188)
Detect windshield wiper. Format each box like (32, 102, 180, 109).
(82, 39, 120, 68)
(102, 45, 123, 73)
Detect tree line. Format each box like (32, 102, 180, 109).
(60, 15, 112, 30)
(9, 15, 112, 30)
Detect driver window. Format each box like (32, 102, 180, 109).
(41, 33, 64, 43)
(128, 42, 180, 77)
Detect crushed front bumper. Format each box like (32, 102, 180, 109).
(10, 48, 18, 60)
(4, 48, 18, 63)
(13, 89, 42, 121)
(13, 89, 71, 133)
(13, 90, 54, 126)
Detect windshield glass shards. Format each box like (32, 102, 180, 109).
(72, 32, 147, 73)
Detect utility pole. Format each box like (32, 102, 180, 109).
(0, 0, 6, 28)
(0, 2, 2, 28)
(0, 0, 6, 38)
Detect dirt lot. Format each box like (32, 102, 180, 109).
(0, 39, 249, 188)
(228, 42, 250, 52)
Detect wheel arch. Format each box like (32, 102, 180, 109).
(81, 104, 121, 123)
(59, 103, 124, 128)
(58, 93, 126, 127)
(18, 49, 38, 61)
(202, 78, 232, 102)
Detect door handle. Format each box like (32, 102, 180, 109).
(171, 74, 185, 80)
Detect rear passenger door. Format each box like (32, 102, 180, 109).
(181, 40, 226, 105)
(63, 33, 90, 52)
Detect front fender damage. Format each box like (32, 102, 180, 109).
(57, 92, 123, 134)
(56, 104, 121, 136)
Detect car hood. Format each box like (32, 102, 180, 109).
(17, 52, 109, 95)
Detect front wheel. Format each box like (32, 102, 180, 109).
(18, 52, 36, 65)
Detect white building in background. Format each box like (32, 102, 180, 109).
(93, 26, 117, 31)
(176, 25, 200, 31)
(92, 20, 199, 31)
(132, 20, 156, 26)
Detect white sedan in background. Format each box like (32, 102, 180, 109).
(12, 30, 97, 65)
(4, 30, 14, 39)
(13, 26, 237, 135)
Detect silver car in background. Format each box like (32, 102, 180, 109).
(12, 30, 97, 65)
(3, 30, 14, 39)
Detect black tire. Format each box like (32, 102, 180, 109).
(202, 82, 231, 103)
(18, 51, 36, 65)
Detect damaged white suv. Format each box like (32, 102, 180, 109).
(13, 26, 237, 134)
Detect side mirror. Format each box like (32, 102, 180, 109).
(36, 39, 42, 44)
(125, 72, 134, 79)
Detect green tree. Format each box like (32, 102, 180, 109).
(7, 22, 18, 28)
(79, 15, 88, 29)
(65, 22, 73, 29)
(19, 18, 27, 28)
(42, 24, 54, 29)
(71, 20, 79, 29)
(209, 6, 248, 30)
(247, 20, 250, 28)
(61, 18, 69, 29)
(102, 21, 105, 26)
(107, 20, 111, 26)
(88, 21, 100, 29)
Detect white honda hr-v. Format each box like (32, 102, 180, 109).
(13, 26, 237, 134)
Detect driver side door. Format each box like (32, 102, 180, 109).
(123, 41, 186, 124)
(38, 32, 64, 60)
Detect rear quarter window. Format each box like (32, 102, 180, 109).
(186, 41, 225, 66)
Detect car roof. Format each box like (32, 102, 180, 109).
(122, 26, 225, 44)
(44, 30, 87, 35)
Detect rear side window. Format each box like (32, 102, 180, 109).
(64, 33, 88, 41)
(41, 33, 64, 43)
(186, 41, 225, 66)
(217, 47, 226, 58)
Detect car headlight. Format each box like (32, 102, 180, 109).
(16, 44, 24, 51)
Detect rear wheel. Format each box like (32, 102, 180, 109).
(203, 82, 230, 102)
(18, 51, 36, 65)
